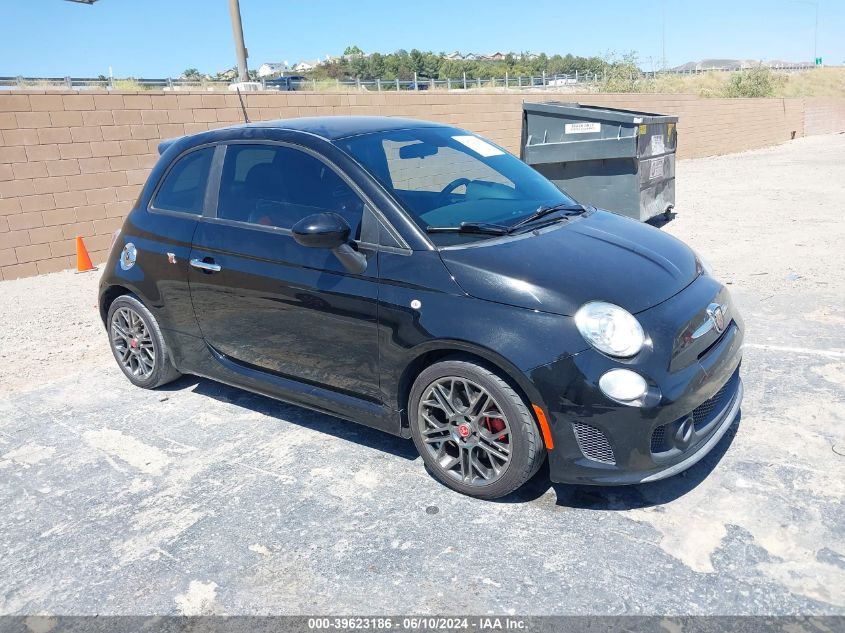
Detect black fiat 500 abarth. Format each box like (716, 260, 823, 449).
(99, 117, 743, 499)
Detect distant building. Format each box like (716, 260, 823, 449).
(293, 60, 320, 72)
(671, 58, 814, 72)
(258, 62, 290, 78)
(447, 51, 518, 62)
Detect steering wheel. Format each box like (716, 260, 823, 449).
(435, 178, 471, 205)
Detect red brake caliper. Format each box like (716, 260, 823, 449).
(482, 416, 508, 442)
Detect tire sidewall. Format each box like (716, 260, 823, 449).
(107, 295, 172, 389)
(409, 360, 540, 499)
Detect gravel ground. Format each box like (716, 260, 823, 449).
(0, 135, 843, 616)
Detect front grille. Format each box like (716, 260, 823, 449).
(650, 370, 739, 455)
(651, 425, 669, 453)
(692, 377, 734, 429)
(572, 422, 616, 464)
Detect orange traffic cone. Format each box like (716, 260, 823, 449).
(75, 236, 96, 273)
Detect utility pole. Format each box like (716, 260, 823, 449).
(661, 0, 667, 71)
(793, 1, 820, 65)
(228, 0, 249, 82)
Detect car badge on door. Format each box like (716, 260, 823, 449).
(706, 303, 726, 333)
(167, 252, 177, 264)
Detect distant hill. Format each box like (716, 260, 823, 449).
(671, 59, 814, 71)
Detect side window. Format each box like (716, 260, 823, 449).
(152, 147, 214, 214)
(217, 144, 364, 236)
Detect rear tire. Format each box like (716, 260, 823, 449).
(409, 359, 545, 499)
(107, 294, 181, 389)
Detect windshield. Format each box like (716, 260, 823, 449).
(336, 127, 575, 244)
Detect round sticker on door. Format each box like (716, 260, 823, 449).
(120, 243, 137, 270)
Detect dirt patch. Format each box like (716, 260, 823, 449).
(0, 270, 106, 395)
(665, 134, 845, 303)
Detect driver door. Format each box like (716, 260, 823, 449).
(188, 142, 381, 401)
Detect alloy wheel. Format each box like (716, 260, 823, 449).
(110, 306, 156, 379)
(417, 377, 512, 486)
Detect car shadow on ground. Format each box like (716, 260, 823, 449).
(160, 375, 419, 461)
(161, 375, 741, 508)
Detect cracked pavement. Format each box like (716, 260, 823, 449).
(0, 135, 843, 615)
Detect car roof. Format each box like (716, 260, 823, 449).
(157, 116, 458, 156)
(244, 116, 450, 140)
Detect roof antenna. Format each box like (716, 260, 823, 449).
(236, 87, 250, 124)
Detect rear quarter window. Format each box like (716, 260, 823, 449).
(151, 147, 215, 214)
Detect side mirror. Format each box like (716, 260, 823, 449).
(291, 212, 367, 275)
(292, 212, 350, 249)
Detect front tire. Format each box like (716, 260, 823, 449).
(409, 359, 545, 499)
(107, 294, 181, 389)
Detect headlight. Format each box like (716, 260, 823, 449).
(574, 301, 645, 358)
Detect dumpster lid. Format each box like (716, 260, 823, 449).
(523, 101, 678, 125)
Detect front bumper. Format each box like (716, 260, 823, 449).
(639, 376, 741, 483)
(528, 273, 744, 485)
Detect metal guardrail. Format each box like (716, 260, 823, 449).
(0, 76, 233, 91)
(0, 65, 820, 92)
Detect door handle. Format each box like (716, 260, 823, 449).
(190, 258, 222, 273)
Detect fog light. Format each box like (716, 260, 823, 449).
(599, 369, 648, 403)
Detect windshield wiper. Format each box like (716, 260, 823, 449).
(425, 204, 589, 237)
(507, 203, 589, 233)
(426, 221, 509, 235)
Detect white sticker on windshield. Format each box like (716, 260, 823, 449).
(452, 135, 504, 157)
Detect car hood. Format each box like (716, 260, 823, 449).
(438, 210, 700, 316)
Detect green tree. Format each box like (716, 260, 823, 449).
(350, 53, 368, 78)
(301, 45, 641, 83)
(600, 52, 641, 92)
(532, 53, 548, 74)
(409, 49, 425, 75)
(723, 65, 781, 97)
(367, 52, 386, 79)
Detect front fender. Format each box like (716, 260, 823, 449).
(377, 277, 588, 412)
(395, 337, 548, 415)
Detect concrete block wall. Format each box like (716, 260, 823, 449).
(803, 97, 845, 136)
(0, 90, 843, 280)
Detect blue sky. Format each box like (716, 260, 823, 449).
(2, 0, 842, 77)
